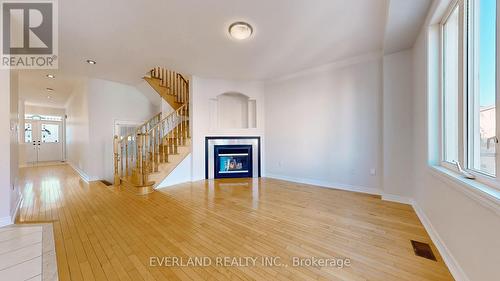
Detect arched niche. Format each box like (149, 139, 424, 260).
(209, 92, 257, 129)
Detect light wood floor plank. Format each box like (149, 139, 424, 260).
(16, 165, 454, 281)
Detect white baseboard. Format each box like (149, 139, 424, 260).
(0, 194, 23, 228)
(265, 173, 382, 196)
(67, 162, 90, 183)
(265, 174, 468, 281)
(382, 194, 412, 205)
(411, 200, 470, 281)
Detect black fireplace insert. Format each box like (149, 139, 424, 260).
(214, 145, 253, 178)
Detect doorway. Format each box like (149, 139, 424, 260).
(24, 117, 63, 164)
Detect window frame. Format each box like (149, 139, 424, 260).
(440, 0, 500, 190)
(440, 0, 466, 171)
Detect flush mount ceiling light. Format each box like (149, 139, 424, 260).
(46, 74, 55, 79)
(86, 59, 97, 65)
(228, 22, 253, 40)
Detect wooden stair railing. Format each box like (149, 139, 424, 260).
(113, 67, 190, 192)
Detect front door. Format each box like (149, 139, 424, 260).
(25, 120, 63, 164)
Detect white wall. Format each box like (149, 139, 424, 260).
(217, 93, 250, 129)
(66, 79, 91, 180)
(382, 50, 414, 200)
(10, 71, 20, 222)
(411, 25, 500, 281)
(87, 78, 159, 182)
(191, 77, 265, 181)
(24, 105, 65, 116)
(264, 56, 383, 193)
(0, 70, 21, 227)
(66, 78, 159, 182)
(158, 155, 192, 187)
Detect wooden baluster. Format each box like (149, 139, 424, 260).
(120, 143, 124, 179)
(141, 133, 148, 185)
(136, 133, 142, 184)
(125, 137, 130, 177)
(160, 68, 163, 87)
(175, 111, 179, 153)
(162, 122, 168, 163)
(169, 71, 172, 93)
(183, 83, 186, 103)
(150, 129, 155, 172)
(165, 70, 169, 92)
(184, 82, 187, 103)
(184, 106, 187, 142)
(156, 126, 161, 166)
(173, 73, 177, 100)
(167, 117, 172, 155)
(113, 136, 120, 185)
(181, 106, 186, 145)
(176, 73, 180, 102)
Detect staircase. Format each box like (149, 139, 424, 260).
(113, 67, 190, 194)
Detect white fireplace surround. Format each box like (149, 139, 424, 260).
(206, 137, 260, 179)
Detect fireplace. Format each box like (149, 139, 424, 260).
(205, 137, 261, 179)
(214, 145, 252, 178)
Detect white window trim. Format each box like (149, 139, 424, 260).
(438, 0, 500, 193)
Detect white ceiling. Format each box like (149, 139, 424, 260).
(19, 70, 80, 108)
(19, 0, 430, 107)
(57, 0, 387, 82)
(384, 0, 432, 54)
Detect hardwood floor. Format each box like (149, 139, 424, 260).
(16, 164, 454, 281)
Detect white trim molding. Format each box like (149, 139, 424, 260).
(381, 194, 412, 205)
(265, 174, 382, 196)
(68, 162, 90, 183)
(411, 200, 470, 281)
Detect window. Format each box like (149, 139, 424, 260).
(25, 123, 32, 143)
(41, 124, 59, 143)
(467, 0, 497, 175)
(25, 114, 63, 121)
(441, 0, 499, 186)
(443, 4, 461, 163)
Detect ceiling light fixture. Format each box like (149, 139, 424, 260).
(47, 95, 51, 99)
(86, 59, 97, 65)
(46, 74, 55, 79)
(46, 87, 54, 92)
(228, 22, 253, 40)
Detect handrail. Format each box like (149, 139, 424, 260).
(119, 111, 162, 144)
(147, 104, 187, 134)
(114, 66, 190, 187)
(176, 73, 189, 85)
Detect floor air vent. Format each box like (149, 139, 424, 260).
(100, 180, 113, 186)
(411, 240, 437, 261)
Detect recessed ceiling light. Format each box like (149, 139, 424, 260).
(47, 95, 51, 99)
(46, 87, 54, 92)
(46, 74, 55, 79)
(86, 59, 97, 65)
(228, 22, 253, 40)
